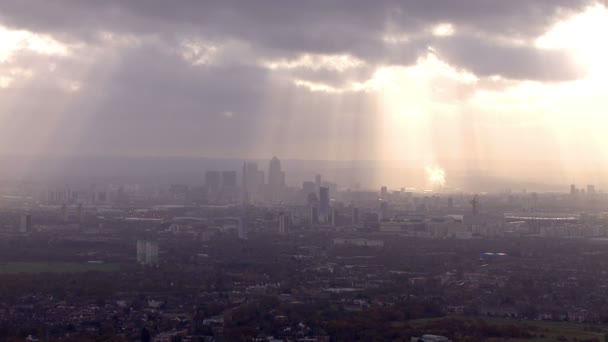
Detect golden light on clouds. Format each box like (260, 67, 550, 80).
(432, 23, 455, 37)
(536, 4, 608, 78)
(0, 25, 69, 62)
(263, 53, 365, 72)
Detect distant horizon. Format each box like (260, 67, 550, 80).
(0, 154, 604, 192)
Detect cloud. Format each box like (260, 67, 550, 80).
(0, 0, 603, 163)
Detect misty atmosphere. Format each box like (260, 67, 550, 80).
(1, 1, 608, 341)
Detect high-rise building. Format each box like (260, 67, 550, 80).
(268, 156, 285, 202)
(136, 240, 159, 266)
(570, 184, 577, 195)
(278, 213, 289, 235)
(319, 186, 330, 223)
(315, 174, 322, 190)
(331, 208, 338, 227)
(242, 162, 264, 203)
(19, 214, 31, 233)
(302, 181, 316, 196)
(205, 171, 221, 192)
(380, 186, 388, 200)
(380, 201, 389, 220)
(587, 185, 596, 195)
(221, 171, 237, 188)
(310, 206, 319, 226)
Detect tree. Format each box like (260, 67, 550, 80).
(141, 327, 151, 342)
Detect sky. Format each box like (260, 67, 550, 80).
(1, 1, 607, 186)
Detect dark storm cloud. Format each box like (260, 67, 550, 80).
(0, 0, 594, 67)
(0, 0, 595, 83)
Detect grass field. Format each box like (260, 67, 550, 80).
(410, 316, 608, 341)
(0, 262, 121, 274)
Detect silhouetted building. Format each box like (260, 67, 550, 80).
(302, 181, 316, 202)
(278, 213, 289, 235)
(310, 206, 319, 225)
(242, 162, 264, 203)
(331, 208, 338, 227)
(221, 171, 237, 188)
(319, 186, 330, 223)
(380, 186, 388, 199)
(380, 201, 389, 220)
(205, 171, 221, 192)
(19, 214, 31, 233)
(268, 156, 285, 202)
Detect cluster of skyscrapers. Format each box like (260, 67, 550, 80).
(205, 157, 287, 204)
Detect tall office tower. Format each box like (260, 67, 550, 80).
(380, 201, 389, 220)
(268, 156, 286, 202)
(302, 181, 316, 195)
(319, 186, 330, 223)
(587, 185, 596, 195)
(221, 171, 237, 188)
(448, 197, 454, 209)
(242, 162, 263, 202)
(278, 213, 289, 235)
(205, 171, 221, 192)
(136, 240, 159, 266)
(310, 206, 319, 225)
(570, 184, 577, 195)
(380, 186, 388, 200)
(19, 214, 32, 233)
(315, 174, 322, 190)
(331, 208, 338, 227)
(238, 218, 248, 240)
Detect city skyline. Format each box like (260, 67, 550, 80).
(2, 2, 608, 341)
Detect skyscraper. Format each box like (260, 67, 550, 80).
(319, 186, 330, 223)
(310, 206, 319, 226)
(19, 214, 31, 233)
(278, 213, 289, 235)
(242, 162, 264, 203)
(268, 156, 285, 202)
(380, 186, 388, 200)
(222, 171, 237, 188)
(205, 171, 221, 192)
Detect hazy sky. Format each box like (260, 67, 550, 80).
(1, 1, 607, 178)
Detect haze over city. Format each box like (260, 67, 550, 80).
(2, 1, 608, 342)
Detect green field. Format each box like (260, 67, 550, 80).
(410, 316, 608, 341)
(0, 262, 121, 274)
